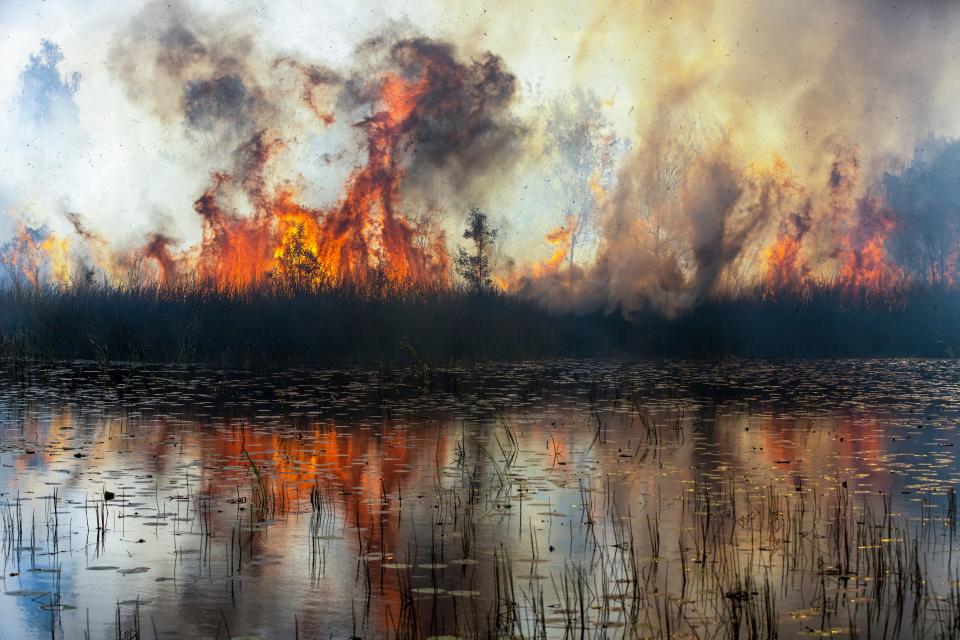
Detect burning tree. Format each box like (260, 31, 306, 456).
(455, 207, 498, 293)
(274, 222, 321, 291)
(176, 36, 516, 294)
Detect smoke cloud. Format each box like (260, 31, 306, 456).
(508, 0, 960, 315)
(3, 0, 960, 313)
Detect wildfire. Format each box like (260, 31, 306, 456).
(191, 63, 449, 292)
(763, 235, 803, 290)
(495, 219, 574, 292)
(0, 39, 935, 307)
(758, 150, 902, 294)
(3, 37, 524, 295)
(839, 235, 892, 287)
(143, 233, 179, 286)
(836, 198, 900, 289)
(0, 225, 71, 287)
(530, 219, 573, 279)
(304, 69, 446, 288)
(752, 156, 810, 291)
(41, 235, 71, 284)
(194, 170, 277, 289)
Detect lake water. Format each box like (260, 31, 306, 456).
(1, 359, 959, 639)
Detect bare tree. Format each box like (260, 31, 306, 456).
(545, 90, 620, 266)
(883, 139, 960, 286)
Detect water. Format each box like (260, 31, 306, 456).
(1, 359, 959, 639)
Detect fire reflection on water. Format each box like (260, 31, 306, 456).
(0, 360, 957, 638)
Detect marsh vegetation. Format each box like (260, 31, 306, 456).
(2, 282, 960, 366)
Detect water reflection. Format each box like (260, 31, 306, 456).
(1, 360, 958, 638)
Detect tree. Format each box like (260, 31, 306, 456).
(882, 139, 960, 286)
(455, 207, 498, 293)
(545, 90, 617, 266)
(18, 40, 81, 128)
(275, 223, 320, 291)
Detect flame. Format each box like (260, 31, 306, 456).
(756, 150, 901, 294)
(752, 156, 810, 290)
(0, 107, 931, 305)
(763, 235, 803, 290)
(305, 70, 447, 288)
(0, 225, 72, 287)
(143, 233, 179, 286)
(191, 69, 448, 292)
(530, 219, 574, 278)
(496, 218, 574, 292)
(194, 172, 276, 289)
(380, 73, 429, 127)
(40, 235, 71, 285)
(1, 63, 451, 294)
(836, 198, 900, 289)
(839, 234, 891, 287)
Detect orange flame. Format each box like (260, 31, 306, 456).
(191, 70, 448, 292)
(41, 235, 71, 285)
(497, 219, 574, 291)
(530, 219, 574, 278)
(0, 225, 72, 287)
(836, 196, 900, 289)
(763, 235, 803, 290)
(758, 150, 901, 294)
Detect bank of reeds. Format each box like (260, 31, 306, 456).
(1, 279, 959, 366)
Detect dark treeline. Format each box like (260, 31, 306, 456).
(1, 282, 958, 367)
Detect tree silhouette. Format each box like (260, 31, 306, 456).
(883, 139, 960, 287)
(275, 223, 320, 290)
(455, 207, 498, 293)
(545, 90, 618, 266)
(18, 40, 81, 128)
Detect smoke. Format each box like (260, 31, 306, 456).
(16, 40, 81, 129)
(1, 40, 84, 226)
(108, 1, 296, 156)
(142, 233, 179, 285)
(883, 138, 960, 285)
(98, 1, 525, 288)
(396, 38, 520, 178)
(4, 0, 960, 312)
(509, 0, 960, 315)
(339, 33, 524, 202)
(184, 75, 254, 131)
(108, 1, 521, 189)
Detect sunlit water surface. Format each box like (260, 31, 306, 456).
(1, 359, 959, 639)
